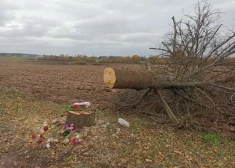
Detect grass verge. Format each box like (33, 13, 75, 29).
(0, 88, 234, 167)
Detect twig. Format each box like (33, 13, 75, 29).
(117, 89, 151, 108)
(172, 88, 211, 108)
(209, 84, 235, 92)
(230, 93, 235, 106)
(156, 89, 179, 124)
(195, 87, 216, 106)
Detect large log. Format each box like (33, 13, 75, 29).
(103, 67, 155, 90)
(103, 67, 208, 90)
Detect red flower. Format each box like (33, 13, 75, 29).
(71, 138, 80, 145)
(31, 134, 36, 139)
(72, 104, 80, 109)
(43, 126, 49, 131)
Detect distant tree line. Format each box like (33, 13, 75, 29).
(0, 53, 39, 57)
(0, 52, 234, 64)
(39, 53, 235, 65)
(39, 54, 176, 64)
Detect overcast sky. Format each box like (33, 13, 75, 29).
(0, 0, 234, 56)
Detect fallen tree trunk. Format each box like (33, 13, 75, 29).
(103, 67, 203, 90)
(103, 67, 155, 90)
(103, 67, 234, 90)
(104, 67, 235, 126)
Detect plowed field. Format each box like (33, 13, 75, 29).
(0, 60, 131, 109)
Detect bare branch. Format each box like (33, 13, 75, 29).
(172, 16, 178, 55)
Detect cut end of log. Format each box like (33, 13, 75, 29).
(103, 67, 116, 88)
(103, 67, 155, 89)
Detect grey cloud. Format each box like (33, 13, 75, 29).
(0, 16, 61, 38)
(0, 14, 7, 26)
(221, 8, 235, 27)
(74, 16, 140, 35)
(0, 1, 17, 26)
(49, 29, 93, 41)
(0, 0, 234, 56)
(0, 34, 158, 56)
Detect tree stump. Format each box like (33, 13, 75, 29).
(65, 111, 95, 129)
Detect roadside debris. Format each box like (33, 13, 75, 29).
(118, 118, 130, 128)
(67, 102, 91, 111)
(46, 143, 50, 149)
(31, 120, 82, 148)
(30, 102, 130, 149)
(30, 102, 93, 149)
(63, 137, 70, 144)
(96, 120, 105, 126)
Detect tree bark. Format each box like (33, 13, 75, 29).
(66, 111, 95, 129)
(103, 67, 204, 90)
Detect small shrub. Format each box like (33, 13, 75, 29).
(203, 134, 224, 143)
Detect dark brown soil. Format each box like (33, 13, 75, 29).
(0, 60, 136, 110)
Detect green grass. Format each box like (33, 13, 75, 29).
(0, 88, 235, 167)
(203, 134, 225, 143)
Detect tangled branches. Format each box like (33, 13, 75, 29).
(115, 1, 235, 128)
